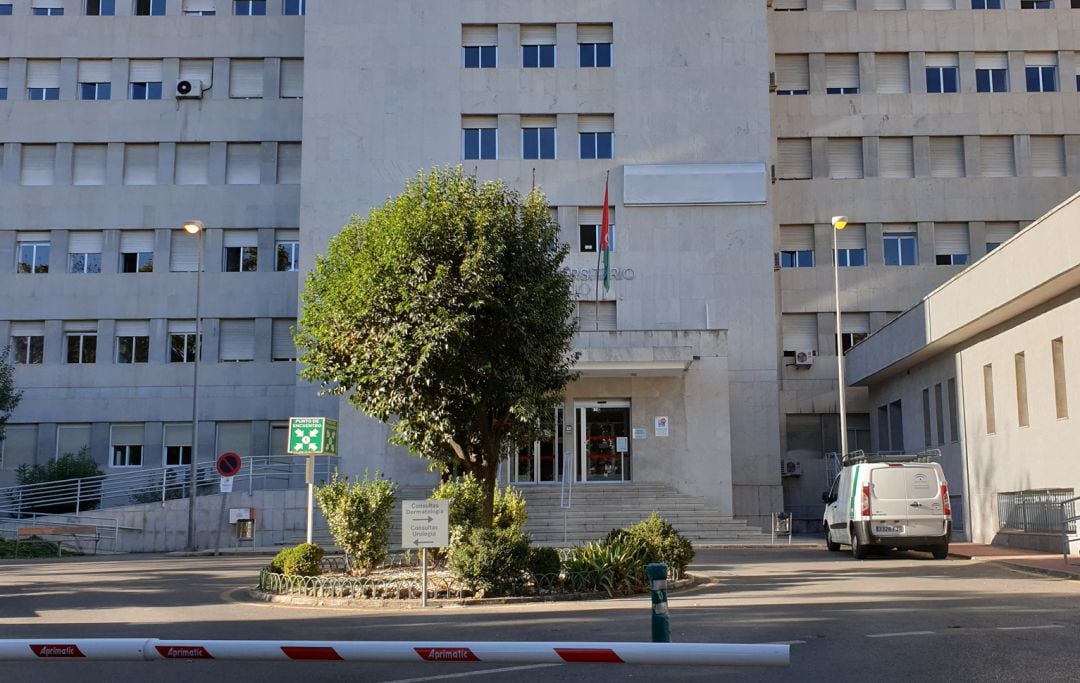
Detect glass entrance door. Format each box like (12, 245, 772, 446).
(512, 407, 564, 484)
(577, 401, 631, 482)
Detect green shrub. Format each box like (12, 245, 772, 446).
(314, 471, 397, 572)
(563, 536, 649, 596)
(448, 527, 530, 596)
(431, 475, 527, 537)
(269, 543, 325, 576)
(15, 448, 103, 514)
(526, 545, 562, 580)
(607, 513, 696, 575)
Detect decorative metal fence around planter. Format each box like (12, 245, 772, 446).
(998, 489, 1077, 534)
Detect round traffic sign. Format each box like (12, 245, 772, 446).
(216, 452, 242, 478)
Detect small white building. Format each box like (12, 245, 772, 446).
(846, 191, 1080, 553)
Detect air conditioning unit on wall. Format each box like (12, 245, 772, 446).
(782, 460, 802, 477)
(175, 79, 204, 98)
(794, 350, 814, 367)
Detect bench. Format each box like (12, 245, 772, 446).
(16, 525, 100, 558)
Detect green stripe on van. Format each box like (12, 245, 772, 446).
(849, 465, 860, 519)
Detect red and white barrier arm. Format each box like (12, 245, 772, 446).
(0, 639, 789, 667)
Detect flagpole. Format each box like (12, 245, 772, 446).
(594, 171, 610, 331)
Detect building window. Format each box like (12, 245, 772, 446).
(1020, 0, 1054, 7)
(69, 251, 102, 274)
(233, 0, 265, 14)
(947, 377, 959, 441)
(169, 322, 198, 363)
(462, 25, 497, 68)
(835, 223, 867, 267)
(776, 138, 812, 179)
(17, 239, 50, 274)
(120, 231, 155, 272)
(579, 132, 613, 160)
(283, 0, 304, 15)
(123, 144, 159, 185)
(781, 313, 818, 356)
(983, 363, 996, 434)
(279, 59, 303, 98)
(779, 250, 813, 268)
(11, 331, 44, 365)
(110, 425, 143, 468)
(1026, 61, 1058, 92)
(229, 59, 264, 98)
(0, 4, 12, 14)
(226, 143, 261, 184)
(523, 126, 556, 160)
(129, 81, 162, 99)
(272, 319, 297, 361)
(975, 55, 1008, 93)
(66, 333, 97, 364)
(522, 40, 555, 68)
(219, 320, 256, 362)
(972, 0, 1002, 7)
(985, 222, 1019, 253)
(463, 45, 497, 68)
(840, 332, 868, 353)
(116, 335, 150, 364)
(1052, 337, 1068, 419)
(579, 224, 615, 253)
(838, 312, 870, 353)
(182, 0, 215, 14)
(825, 54, 859, 94)
(922, 388, 933, 448)
(774, 54, 809, 95)
(164, 424, 192, 467)
(463, 127, 497, 160)
(578, 24, 613, 68)
(28, 87, 59, 100)
(86, 0, 116, 15)
(67, 232, 103, 274)
(26, 59, 60, 100)
(1015, 352, 1029, 428)
(934, 383, 946, 445)
(224, 246, 258, 272)
(129, 59, 163, 99)
(79, 82, 111, 100)
(883, 231, 918, 266)
(133, 0, 166, 15)
(33, 5, 64, 15)
(925, 54, 960, 93)
(574, 301, 616, 331)
(779, 225, 814, 268)
(275, 240, 299, 271)
(934, 223, 969, 265)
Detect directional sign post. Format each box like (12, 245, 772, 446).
(287, 417, 339, 544)
(402, 499, 449, 607)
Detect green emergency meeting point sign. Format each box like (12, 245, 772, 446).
(287, 417, 339, 455)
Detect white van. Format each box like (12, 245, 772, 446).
(822, 453, 952, 559)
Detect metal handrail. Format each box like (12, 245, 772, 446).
(1063, 495, 1080, 564)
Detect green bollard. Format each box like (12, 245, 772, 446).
(645, 562, 671, 643)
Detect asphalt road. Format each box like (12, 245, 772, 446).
(1, 547, 1078, 682)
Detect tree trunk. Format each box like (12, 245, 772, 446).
(479, 459, 498, 529)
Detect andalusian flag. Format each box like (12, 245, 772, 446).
(600, 174, 611, 291)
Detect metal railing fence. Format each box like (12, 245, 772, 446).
(1062, 495, 1080, 563)
(997, 489, 1077, 534)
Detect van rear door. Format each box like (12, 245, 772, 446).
(869, 465, 946, 537)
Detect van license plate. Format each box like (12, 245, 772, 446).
(874, 525, 904, 535)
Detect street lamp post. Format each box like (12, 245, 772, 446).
(183, 220, 205, 551)
(831, 216, 849, 460)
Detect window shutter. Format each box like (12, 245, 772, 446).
(229, 59, 263, 98)
(461, 115, 497, 129)
(129, 59, 163, 83)
(115, 320, 149, 337)
(578, 115, 614, 133)
(78, 60, 111, 84)
(32, 0, 64, 6)
(876, 54, 909, 94)
(985, 222, 1019, 245)
(21, 145, 56, 186)
(836, 224, 866, 250)
(170, 230, 199, 271)
(925, 53, 959, 68)
(111, 425, 144, 446)
(11, 321, 45, 338)
(215, 422, 251, 458)
(163, 423, 192, 447)
(223, 230, 258, 248)
(874, 0, 906, 9)
(0, 60, 8, 89)
(174, 143, 210, 185)
(520, 25, 556, 45)
(68, 231, 104, 254)
(578, 207, 603, 225)
(773, 0, 808, 8)
(780, 225, 815, 251)
(980, 137, 1015, 177)
(975, 53, 1008, 70)
(878, 137, 914, 178)
(280, 59, 303, 98)
(929, 137, 964, 178)
(72, 144, 107, 186)
(821, 0, 856, 8)
(120, 230, 154, 253)
(168, 320, 196, 334)
(63, 320, 97, 333)
(462, 25, 498, 46)
(1025, 53, 1057, 67)
(775, 54, 810, 92)
(825, 54, 859, 90)
(827, 138, 863, 178)
(277, 143, 301, 184)
(782, 314, 818, 353)
(576, 25, 613, 43)
(56, 425, 91, 459)
(934, 224, 969, 256)
(226, 143, 261, 184)
(921, 0, 954, 9)
(18, 231, 50, 243)
(843, 313, 870, 335)
(219, 320, 255, 361)
(26, 60, 60, 89)
(1030, 136, 1065, 177)
(275, 229, 299, 242)
(271, 319, 296, 360)
(124, 144, 158, 185)
(576, 302, 617, 331)
(179, 59, 213, 85)
(777, 139, 812, 179)
(183, 0, 215, 12)
(520, 115, 556, 128)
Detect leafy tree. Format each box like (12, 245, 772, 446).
(0, 346, 22, 445)
(298, 167, 578, 527)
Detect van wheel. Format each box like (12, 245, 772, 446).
(931, 544, 949, 560)
(851, 529, 869, 559)
(825, 528, 841, 552)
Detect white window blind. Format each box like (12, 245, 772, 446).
(780, 226, 814, 251)
(929, 137, 964, 177)
(174, 143, 210, 185)
(461, 115, 497, 129)
(773, 0, 808, 8)
(777, 139, 812, 179)
(876, 54, 909, 94)
(170, 230, 199, 272)
(219, 320, 255, 361)
(229, 59, 263, 98)
(129, 60, 163, 83)
(115, 320, 149, 337)
(63, 320, 97, 333)
(1025, 53, 1057, 67)
(120, 231, 154, 253)
(520, 115, 556, 128)
(520, 25, 556, 45)
(922, 0, 954, 9)
(878, 137, 914, 178)
(935, 224, 969, 256)
(163, 423, 192, 447)
(179, 59, 213, 85)
(975, 53, 1008, 70)
(271, 319, 296, 360)
(874, 0, 906, 9)
(111, 425, 143, 446)
(223, 230, 257, 248)
(577, 25, 613, 43)
(836, 224, 866, 250)
(925, 53, 959, 68)
(78, 60, 111, 83)
(72, 144, 107, 186)
(124, 144, 158, 185)
(216, 423, 250, 458)
(168, 320, 196, 334)
(11, 322, 45, 337)
(226, 144, 261, 184)
(462, 25, 498, 46)
(576, 302, 616, 331)
(183, 0, 215, 13)
(782, 314, 817, 353)
(1030, 136, 1065, 177)
(825, 54, 859, 90)
(21, 145, 56, 186)
(0, 61, 8, 89)
(822, 0, 856, 8)
(985, 222, 1019, 245)
(775, 54, 810, 92)
(32, 0, 64, 6)
(280, 59, 303, 98)
(18, 231, 50, 243)
(980, 136, 1015, 177)
(578, 115, 614, 133)
(277, 143, 301, 184)
(275, 229, 299, 241)
(827, 138, 863, 179)
(843, 313, 870, 335)
(68, 231, 103, 254)
(27, 60, 60, 89)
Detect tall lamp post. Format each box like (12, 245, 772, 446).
(183, 220, 205, 551)
(831, 216, 849, 460)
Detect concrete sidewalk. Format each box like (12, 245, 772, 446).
(949, 542, 1080, 580)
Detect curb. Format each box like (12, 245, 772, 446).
(947, 551, 1080, 581)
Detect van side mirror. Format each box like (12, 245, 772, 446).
(821, 491, 833, 504)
